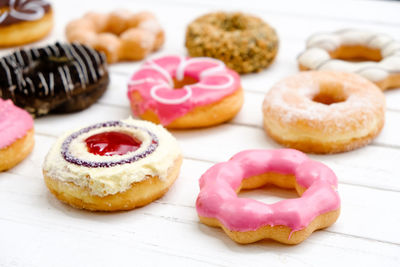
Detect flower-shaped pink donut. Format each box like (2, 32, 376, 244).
(196, 149, 341, 244)
(127, 55, 243, 128)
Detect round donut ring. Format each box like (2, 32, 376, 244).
(66, 10, 164, 63)
(196, 149, 341, 245)
(298, 29, 400, 90)
(127, 55, 243, 128)
(185, 12, 279, 74)
(262, 71, 386, 154)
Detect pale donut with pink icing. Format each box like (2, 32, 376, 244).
(127, 55, 244, 128)
(0, 99, 34, 171)
(196, 149, 341, 245)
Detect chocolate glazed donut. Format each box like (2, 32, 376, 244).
(0, 42, 109, 117)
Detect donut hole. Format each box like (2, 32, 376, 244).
(238, 173, 300, 203)
(312, 82, 347, 105)
(213, 14, 248, 31)
(26, 56, 73, 75)
(172, 76, 199, 89)
(329, 45, 382, 62)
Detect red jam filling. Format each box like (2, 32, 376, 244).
(85, 131, 142, 156)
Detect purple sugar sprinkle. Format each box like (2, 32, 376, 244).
(61, 121, 159, 168)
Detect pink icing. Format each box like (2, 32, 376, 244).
(127, 55, 241, 125)
(196, 149, 340, 234)
(0, 99, 34, 149)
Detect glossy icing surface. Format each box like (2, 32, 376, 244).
(196, 149, 340, 233)
(85, 131, 142, 156)
(0, 98, 33, 149)
(127, 55, 241, 125)
(298, 29, 400, 82)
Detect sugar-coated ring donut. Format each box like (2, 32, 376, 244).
(127, 55, 243, 128)
(196, 149, 340, 245)
(298, 29, 400, 91)
(0, 0, 53, 47)
(66, 10, 164, 64)
(43, 118, 182, 211)
(0, 99, 34, 171)
(262, 71, 385, 154)
(185, 12, 278, 74)
(0, 42, 109, 117)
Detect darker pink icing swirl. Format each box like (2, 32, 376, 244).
(0, 99, 33, 149)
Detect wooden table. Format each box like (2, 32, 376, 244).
(1, 0, 399, 266)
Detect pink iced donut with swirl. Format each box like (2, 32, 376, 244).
(196, 149, 341, 245)
(127, 55, 244, 128)
(0, 99, 34, 171)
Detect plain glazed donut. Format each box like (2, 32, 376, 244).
(298, 29, 400, 91)
(262, 71, 385, 154)
(185, 12, 278, 74)
(0, 0, 53, 47)
(66, 10, 164, 64)
(0, 99, 34, 171)
(127, 55, 243, 129)
(196, 149, 340, 245)
(43, 118, 182, 211)
(0, 42, 109, 117)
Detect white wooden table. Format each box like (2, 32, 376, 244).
(1, 0, 400, 266)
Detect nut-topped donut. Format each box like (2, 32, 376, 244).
(0, 42, 109, 117)
(196, 149, 341, 245)
(127, 55, 243, 128)
(43, 118, 182, 211)
(262, 71, 385, 154)
(185, 12, 279, 74)
(66, 10, 164, 63)
(298, 29, 400, 90)
(0, 0, 53, 46)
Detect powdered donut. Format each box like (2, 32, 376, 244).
(298, 29, 400, 90)
(43, 118, 182, 211)
(262, 71, 385, 154)
(196, 149, 340, 244)
(127, 55, 243, 128)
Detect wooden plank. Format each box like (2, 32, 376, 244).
(1, 159, 400, 266)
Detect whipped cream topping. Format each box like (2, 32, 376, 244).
(43, 118, 181, 197)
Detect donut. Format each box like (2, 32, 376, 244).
(196, 149, 340, 245)
(0, 0, 53, 47)
(0, 42, 109, 117)
(127, 55, 244, 128)
(185, 12, 278, 74)
(42, 117, 182, 211)
(298, 29, 400, 90)
(262, 71, 385, 154)
(66, 10, 164, 64)
(0, 99, 34, 171)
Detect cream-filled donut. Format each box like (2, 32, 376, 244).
(298, 29, 400, 90)
(262, 71, 385, 154)
(43, 117, 182, 211)
(0, 99, 34, 171)
(196, 149, 340, 245)
(127, 55, 244, 128)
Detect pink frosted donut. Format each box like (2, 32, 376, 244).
(196, 149, 341, 244)
(127, 55, 244, 128)
(0, 99, 34, 171)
